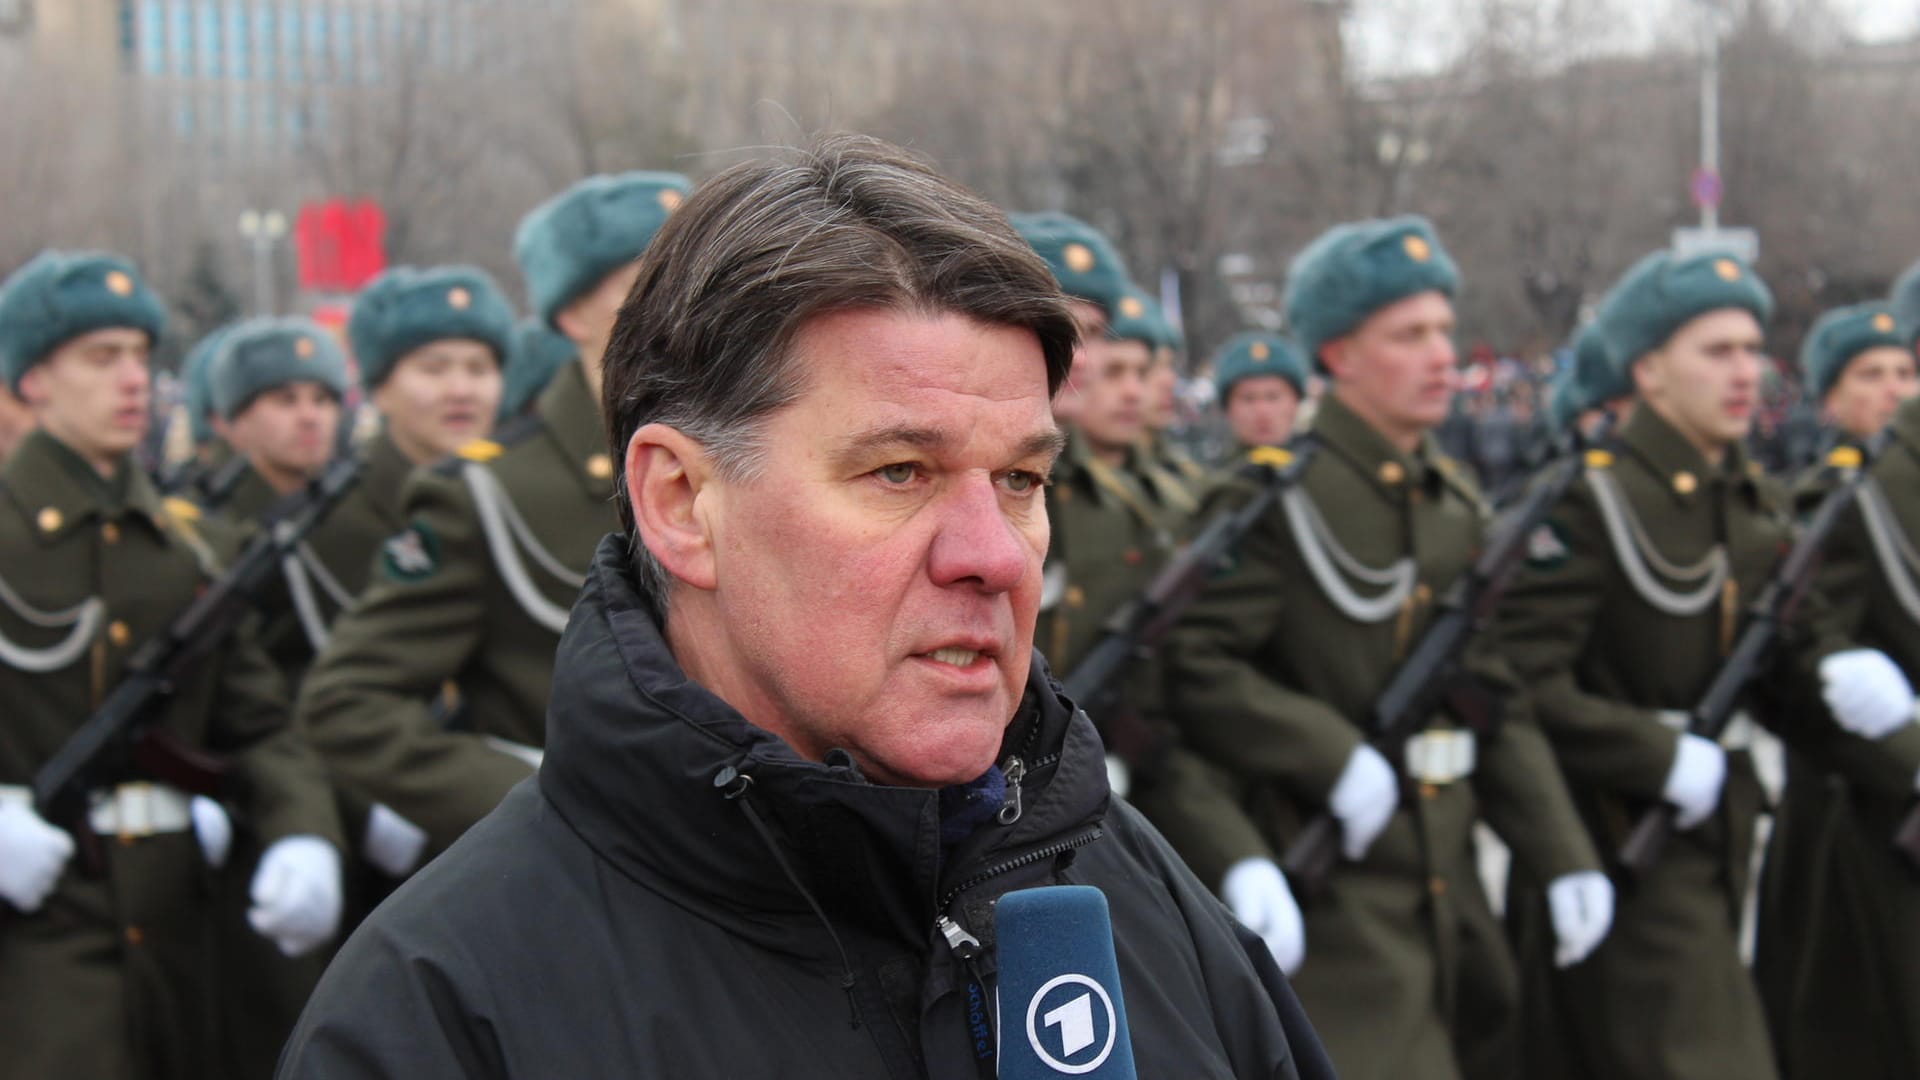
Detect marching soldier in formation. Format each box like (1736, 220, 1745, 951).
(297, 172, 691, 855)
(1490, 250, 1913, 1079)
(1209, 330, 1308, 459)
(1163, 216, 1610, 1080)
(1755, 297, 1920, 1080)
(159, 323, 246, 506)
(0, 251, 344, 1078)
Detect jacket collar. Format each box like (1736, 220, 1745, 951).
(2, 429, 170, 545)
(224, 462, 281, 522)
(539, 537, 1108, 959)
(1619, 403, 1760, 509)
(1311, 390, 1444, 500)
(359, 430, 415, 528)
(535, 361, 614, 500)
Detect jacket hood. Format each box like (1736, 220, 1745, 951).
(540, 535, 1111, 961)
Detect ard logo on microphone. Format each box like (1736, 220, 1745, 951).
(1024, 973, 1119, 1074)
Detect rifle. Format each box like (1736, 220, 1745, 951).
(1617, 437, 1884, 879)
(24, 455, 364, 883)
(1282, 414, 1617, 898)
(1064, 438, 1319, 768)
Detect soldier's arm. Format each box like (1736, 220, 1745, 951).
(1164, 480, 1361, 805)
(297, 469, 533, 851)
(1462, 644, 1602, 881)
(1490, 486, 1683, 802)
(203, 610, 347, 851)
(1130, 742, 1275, 894)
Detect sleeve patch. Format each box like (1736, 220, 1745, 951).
(381, 522, 441, 582)
(1524, 520, 1571, 570)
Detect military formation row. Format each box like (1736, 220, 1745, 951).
(0, 151, 1916, 1080)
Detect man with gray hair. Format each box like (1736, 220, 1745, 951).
(281, 133, 1329, 1079)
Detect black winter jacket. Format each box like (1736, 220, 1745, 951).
(280, 537, 1333, 1079)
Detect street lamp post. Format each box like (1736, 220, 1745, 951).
(238, 209, 288, 316)
(1697, 0, 1722, 231)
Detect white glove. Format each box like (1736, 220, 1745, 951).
(1820, 649, 1917, 740)
(484, 736, 544, 770)
(1661, 733, 1727, 830)
(0, 801, 75, 913)
(190, 796, 232, 870)
(1545, 870, 1614, 968)
(248, 835, 343, 957)
(1328, 744, 1398, 861)
(1222, 857, 1305, 975)
(362, 803, 428, 878)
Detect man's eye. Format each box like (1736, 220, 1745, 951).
(1004, 470, 1043, 493)
(876, 463, 917, 484)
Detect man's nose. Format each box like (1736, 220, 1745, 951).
(926, 475, 1030, 593)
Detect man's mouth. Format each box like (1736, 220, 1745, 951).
(925, 646, 982, 668)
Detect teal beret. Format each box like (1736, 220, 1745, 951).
(499, 318, 578, 420)
(1888, 259, 1920, 352)
(1595, 249, 1772, 376)
(1107, 287, 1160, 345)
(210, 317, 350, 419)
(1284, 216, 1459, 371)
(348, 265, 516, 388)
(0, 250, 167, 391)
(1801, 302, 1906, 401)
(182, 323, 239, 445)
(1212, 331, 1306, 398)
(513, 171, 693, 329)
(1008, 211, 1132, 312)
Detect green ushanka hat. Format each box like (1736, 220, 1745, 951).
(1889, 258, 1920, 352)
(347, 265, 516, 388)
(1801, 301, 1907, 401)
(182, 323, 240, 445)
(0, 250, 167, 390)
(1284, 215, 1459, 372)
(513, 171, 694, 329)
(1595, 248, 1772, 377)
(1212, 330, 1307, 398)
(1570, 321, 1631, 410)
(210, 317, 350, 419)
(498, 317, 578, 420)
(1008, 211, 1132, 313)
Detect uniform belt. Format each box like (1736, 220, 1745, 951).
(1404, 730, 1476, 785)
(1654, 709, 1756, 751)
(0, 781, 194, 838)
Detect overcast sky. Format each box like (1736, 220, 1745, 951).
(1345, 0, 1920, 80)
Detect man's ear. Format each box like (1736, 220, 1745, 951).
(1318, 338, 1348, 382)
(625, 423, 718, 592)
(15, 367, 47, 408)
(211, 415, 233, 441)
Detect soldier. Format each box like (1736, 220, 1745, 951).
(0, 250, 344, 1077)
(1163, 217, 1610, 1080)
(1490, 250, 1913, 1079)
(158, 323, 246, 504)
(1754, 300, 1920, 1080)
(498, 316, 578, 421)
(1126, 287, 1209, 494)
(298, 173, 691, 854)
(1210, 330, 1307, 457)
(1008, 211, 1127, 427)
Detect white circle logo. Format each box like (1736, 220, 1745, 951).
(1024, 973, 1117, 1074)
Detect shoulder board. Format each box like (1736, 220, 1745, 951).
(430, 415, 546, 476)
(1584, 449, 1615, 469)
(162, 495, 203, 523)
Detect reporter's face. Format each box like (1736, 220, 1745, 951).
(700, 309, 1060, 787)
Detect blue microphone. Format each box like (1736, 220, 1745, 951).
(993, 885, 1138, 1079)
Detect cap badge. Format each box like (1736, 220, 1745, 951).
(104, 270, 134, 297)
(1250, 342, 1270, 361)
(1118, 296, 1144, 318)
(1874, 312, 1896, 333)
(1713, 258, 1740, 282)
(294, 337, 316, 359)
(1402, 235, 1432, 263)
(1063, 243, 1096, 274)
(658, 189, 684, 212)
(447, 287, 472, 310)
